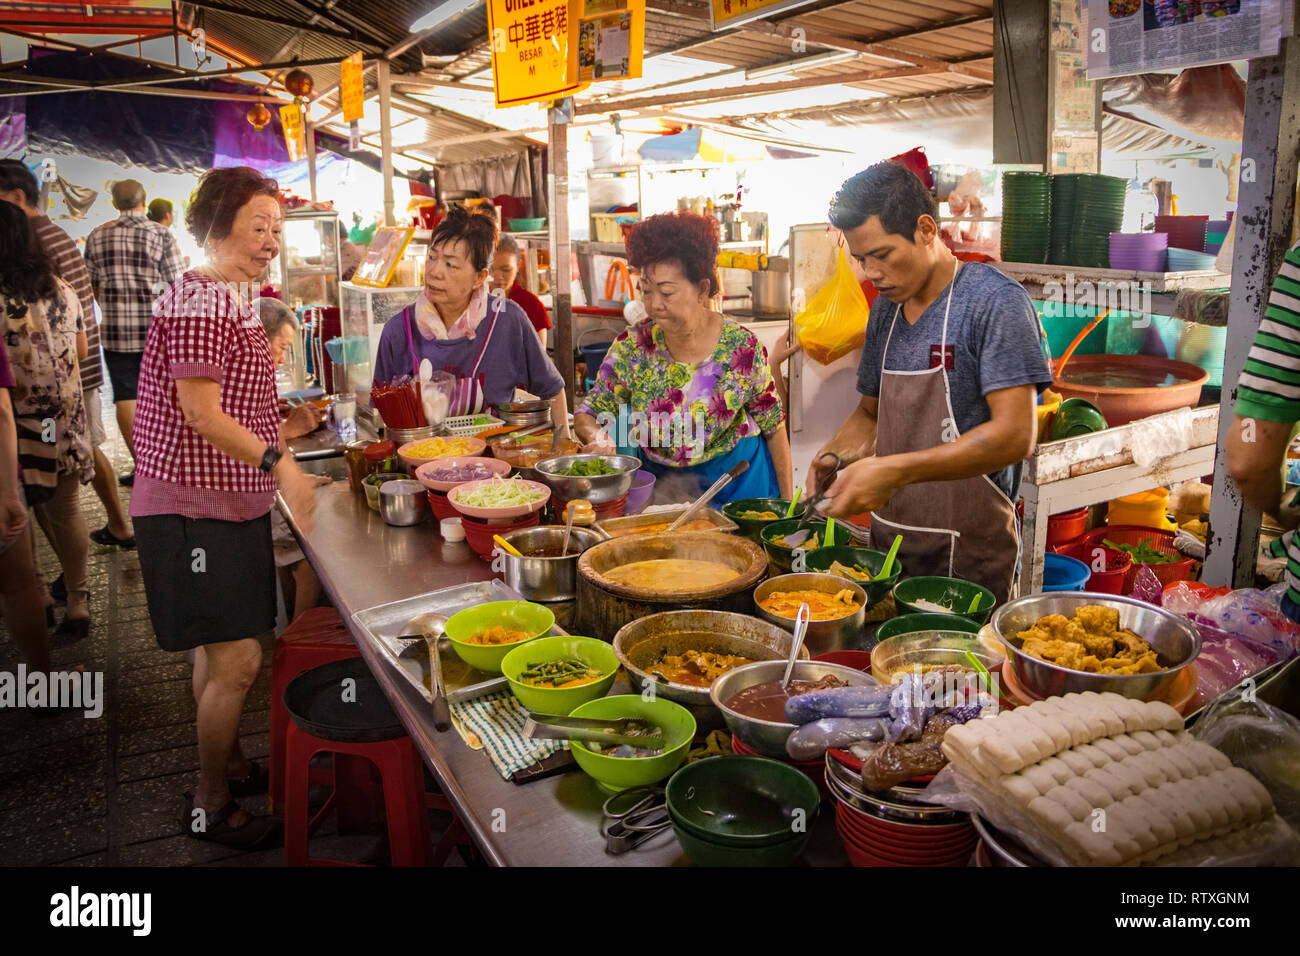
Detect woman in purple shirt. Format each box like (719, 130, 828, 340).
(371, 207, 570, 441)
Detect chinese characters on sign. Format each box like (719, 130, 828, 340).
(708, 0, 817, 31)
(574, 0, 644, 83)
(487, 0, 582, 107)
(279, 103, 307, 161)
(340, 51, 365, 122)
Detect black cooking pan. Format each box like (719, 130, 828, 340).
(283, 658, 405, 744)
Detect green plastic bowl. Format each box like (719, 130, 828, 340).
(1048, 397, 1108, 440)
(665, 755, 820, 848)
(875, 612, 981, 642)
(669, 812, 811, 866)
(568, 695, 695, 791)
(508, 217, 546, 232)
(803, 546, 902, 607)
(501, 635, 619, 714)
(892, 576, 996, 625)
(444, 600, 555, 674)
(759, 518, 831, 574)
(722, 498, 805, 541)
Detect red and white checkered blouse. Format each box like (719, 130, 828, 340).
(129, 270, 280, 523)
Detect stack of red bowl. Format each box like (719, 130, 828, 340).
(825, 751, 977, 866)
(459, 511, 541, 560)
(426, 490, 459, 523)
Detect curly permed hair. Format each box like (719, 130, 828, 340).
(624, 210, 720, 296)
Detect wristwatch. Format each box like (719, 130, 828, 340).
(258, 446, 283, 474)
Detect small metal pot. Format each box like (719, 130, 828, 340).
(751, 269, 790, 318)
(499, 526, 602, 602)
(378, 479, 431, 526)
(753, 573, 868, 656)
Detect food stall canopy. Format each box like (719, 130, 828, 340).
(637, 126, 775, 162)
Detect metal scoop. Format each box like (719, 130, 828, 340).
(396, 612, 451, 732)
(781, 452, 841, 549)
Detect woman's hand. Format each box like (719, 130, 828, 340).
(769, 332, 803, 368)
(0, 489, 26, 541)
(275, 458, 319, 533)
(580, 430, 616, 455)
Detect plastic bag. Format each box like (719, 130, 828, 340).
(793, 248, 869, 365)
(1127, 565, 1164, 604)
(420, 370, 454, 426)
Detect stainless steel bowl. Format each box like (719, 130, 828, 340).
(991, 591, 1202, 700)
(709, 660, 878, 758)
(498, 526, 602, 602)
(378, 479, 430, 526)
(386, 425, 435, 445)
(613, 610, 811, 730)
(752, 573, 868, 656)
(533, 454, 642, 504)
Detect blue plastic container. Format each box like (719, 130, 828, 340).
(1041, 552, 1091, 591)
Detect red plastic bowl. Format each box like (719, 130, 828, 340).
(1079, 524, 1194, 591)
(552, 491, 627, 522)
(812, 650, 873, 673)
(427, 490, 460, 523)
(731, 735, 830, 802)
(1056, 542, 1133, 594)
(837, 823, 976, 867)
(835, 803, 976, 849)
(459, 511, 541, 560)
(1046, 507, 1089, 548)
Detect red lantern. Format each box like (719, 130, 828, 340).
(246, 102, 272, 131)
(284, 68, 314, 100)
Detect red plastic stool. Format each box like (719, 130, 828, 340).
(269, 607, 359, 814)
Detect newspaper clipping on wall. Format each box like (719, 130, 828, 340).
(1085, 0, 1292, 79)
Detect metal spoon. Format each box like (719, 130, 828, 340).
(560, 499, 580, 558)
(666, 460, 749, 532)
(397, 612, 451, 732)
(780, 603, 811, 689)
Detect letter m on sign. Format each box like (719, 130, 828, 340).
(529, 64, 536, 75)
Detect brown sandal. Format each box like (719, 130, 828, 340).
(179, 792, 280, 850)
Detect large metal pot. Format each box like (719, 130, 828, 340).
(576, 532, 766, 640)
(751, 267, 791, 318)
(710, 660, 878, 758)
(533, 454, 642, 504)
(613, 610, 810, 730)
(499, 526, 603, 602)
(753, 573, 868, 656)
(991, 591, 1201, 700)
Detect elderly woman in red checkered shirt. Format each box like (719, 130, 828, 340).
(130, 166, 323, 851)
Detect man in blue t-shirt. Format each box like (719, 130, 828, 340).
(810, 162, 1051, 601)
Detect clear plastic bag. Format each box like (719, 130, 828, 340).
(420, 370, 454, 426)
(793, 248, 869, 365)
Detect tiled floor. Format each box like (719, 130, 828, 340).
(0, 403, 466, 867)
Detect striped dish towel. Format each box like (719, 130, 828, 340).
(449, 691, 569, 779)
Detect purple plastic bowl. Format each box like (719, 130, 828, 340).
(625, 469, 656, 515)
(1109, 232, 1168, 271)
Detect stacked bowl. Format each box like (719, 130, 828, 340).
(825, 753, 978, 866)
(1000, 172, 1051, 264)
(1205, 218, 1230, 255)
(1065, 174, 1128, 268)
(1047, 173, 1078, 264)
(1154, 214, 1208, 252)
(1108, 231, 1168, 271)
(1166, 247, 1219, 272)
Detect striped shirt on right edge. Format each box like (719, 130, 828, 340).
(1235, 240, 1300, 609)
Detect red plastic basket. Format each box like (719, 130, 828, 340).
(1056, 542, 1133, 594)
(1079, 525, 1194, 592)
(1046, 507, 1088, 549)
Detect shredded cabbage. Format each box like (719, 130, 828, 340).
(456, 476, 546, 508)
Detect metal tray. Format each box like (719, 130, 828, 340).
(593, 506, 738, 539)
(352, 579, 569, 705)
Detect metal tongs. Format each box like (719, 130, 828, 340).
(665, 460, 750, 532)
(601, 787, 673, 855)
(523, 713, 666, 749)
(781, 452, 841, 549)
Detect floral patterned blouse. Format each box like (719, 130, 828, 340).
(577, 317, 785, 467)
(2, 277, 92, 488)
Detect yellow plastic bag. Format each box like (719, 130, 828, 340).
(793, 248, 869, 365)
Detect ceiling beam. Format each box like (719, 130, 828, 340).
(90, 31, 177, 51)
(747, 23, 993, 81)
(575, 63, 938, 114)
(181, 0, 386, 47)
(0, 84, 284, 103)
(279, 0, 392, 50)
(84, 56, 357, 93)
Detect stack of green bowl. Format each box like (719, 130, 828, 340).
(1000, 172, 1051, 264)
(1047, 174, 1080, 265)
(1065, 174, 1127, 268)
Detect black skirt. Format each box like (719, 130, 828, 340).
(134, 512, 276, 652)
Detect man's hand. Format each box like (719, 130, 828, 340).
(0, 490, 27, 541)
(822, 456, 905, 518)
(282, 404, 325, 440)
(276, 458, 319, 533)
(803, 452, 838, 498)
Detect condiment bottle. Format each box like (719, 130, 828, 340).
(362, 440, 398, 478)
(344, 439, 373, 493)
(565, 500, 595, 527)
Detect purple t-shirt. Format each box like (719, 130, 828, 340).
(371, 294, 564, 406)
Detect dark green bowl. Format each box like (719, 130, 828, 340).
(891, 575, 996, 626)
(759, 518, 831, 574)
(670, 813, 811, 866)
(803, 546, 902, 607)
(666, 755, 820, 851)
(875, 612, 981, 643)
(722, 498, 805, 542)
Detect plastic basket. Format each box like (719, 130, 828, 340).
(1055, 542, 1132, 594)
(1079, 525, 1194, 592)
(442, 414, 504, 437)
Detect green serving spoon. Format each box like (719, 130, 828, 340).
(878, 534, 903, 579)
(785, 488, 802, 518)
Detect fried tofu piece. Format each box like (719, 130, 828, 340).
(1075, 604, 1120, 635)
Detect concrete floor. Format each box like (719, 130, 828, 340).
(0, 397, 467, 867)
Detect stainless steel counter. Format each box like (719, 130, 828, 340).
(278, 478, 849, 867)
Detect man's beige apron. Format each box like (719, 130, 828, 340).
(868, 263, 1020, 603)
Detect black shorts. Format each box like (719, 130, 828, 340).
(134, 512, 276, 652)
(104, 349, 143, 402)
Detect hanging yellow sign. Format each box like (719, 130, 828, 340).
(486, 0, 584, 107)
(279, 103, 307, 161)
(708, 0, 816, 31)
(340, 51, 365, 122)
(570, 0, 644, 84)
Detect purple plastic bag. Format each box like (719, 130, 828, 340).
(1127, 565, 1164, 604)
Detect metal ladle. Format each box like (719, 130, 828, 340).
(397, 612, 451, 732)
(780, 603, 811, 689)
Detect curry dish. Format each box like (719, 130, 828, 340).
(758, 588, 861, 620)
(1015, 604, 1162, 674)
(604, 559, 740, 590)
(606, 519, 716, 537)
(651, 650, 754, 688)
(464, 626, 533, 646)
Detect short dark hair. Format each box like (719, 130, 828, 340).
(430, 204, 498, 272)
(186, 166, 279, 246)
(828, 161, 939, 240)
(495, 234, 520, 258)
(0, 159, 38, 207)
(112, 179, 145, 211)
(0, 201, 57, 302)
(147, 197, 173, 222)
(625, 210, 720, 296)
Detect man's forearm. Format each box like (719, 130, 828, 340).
(822, 404, 877, 464)
(881, 419, 1032, 489)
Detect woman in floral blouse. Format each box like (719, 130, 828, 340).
(575, 211, 792, 502)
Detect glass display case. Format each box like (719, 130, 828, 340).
(340, 280, 422, 416)
(273, 209, 342, 309)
